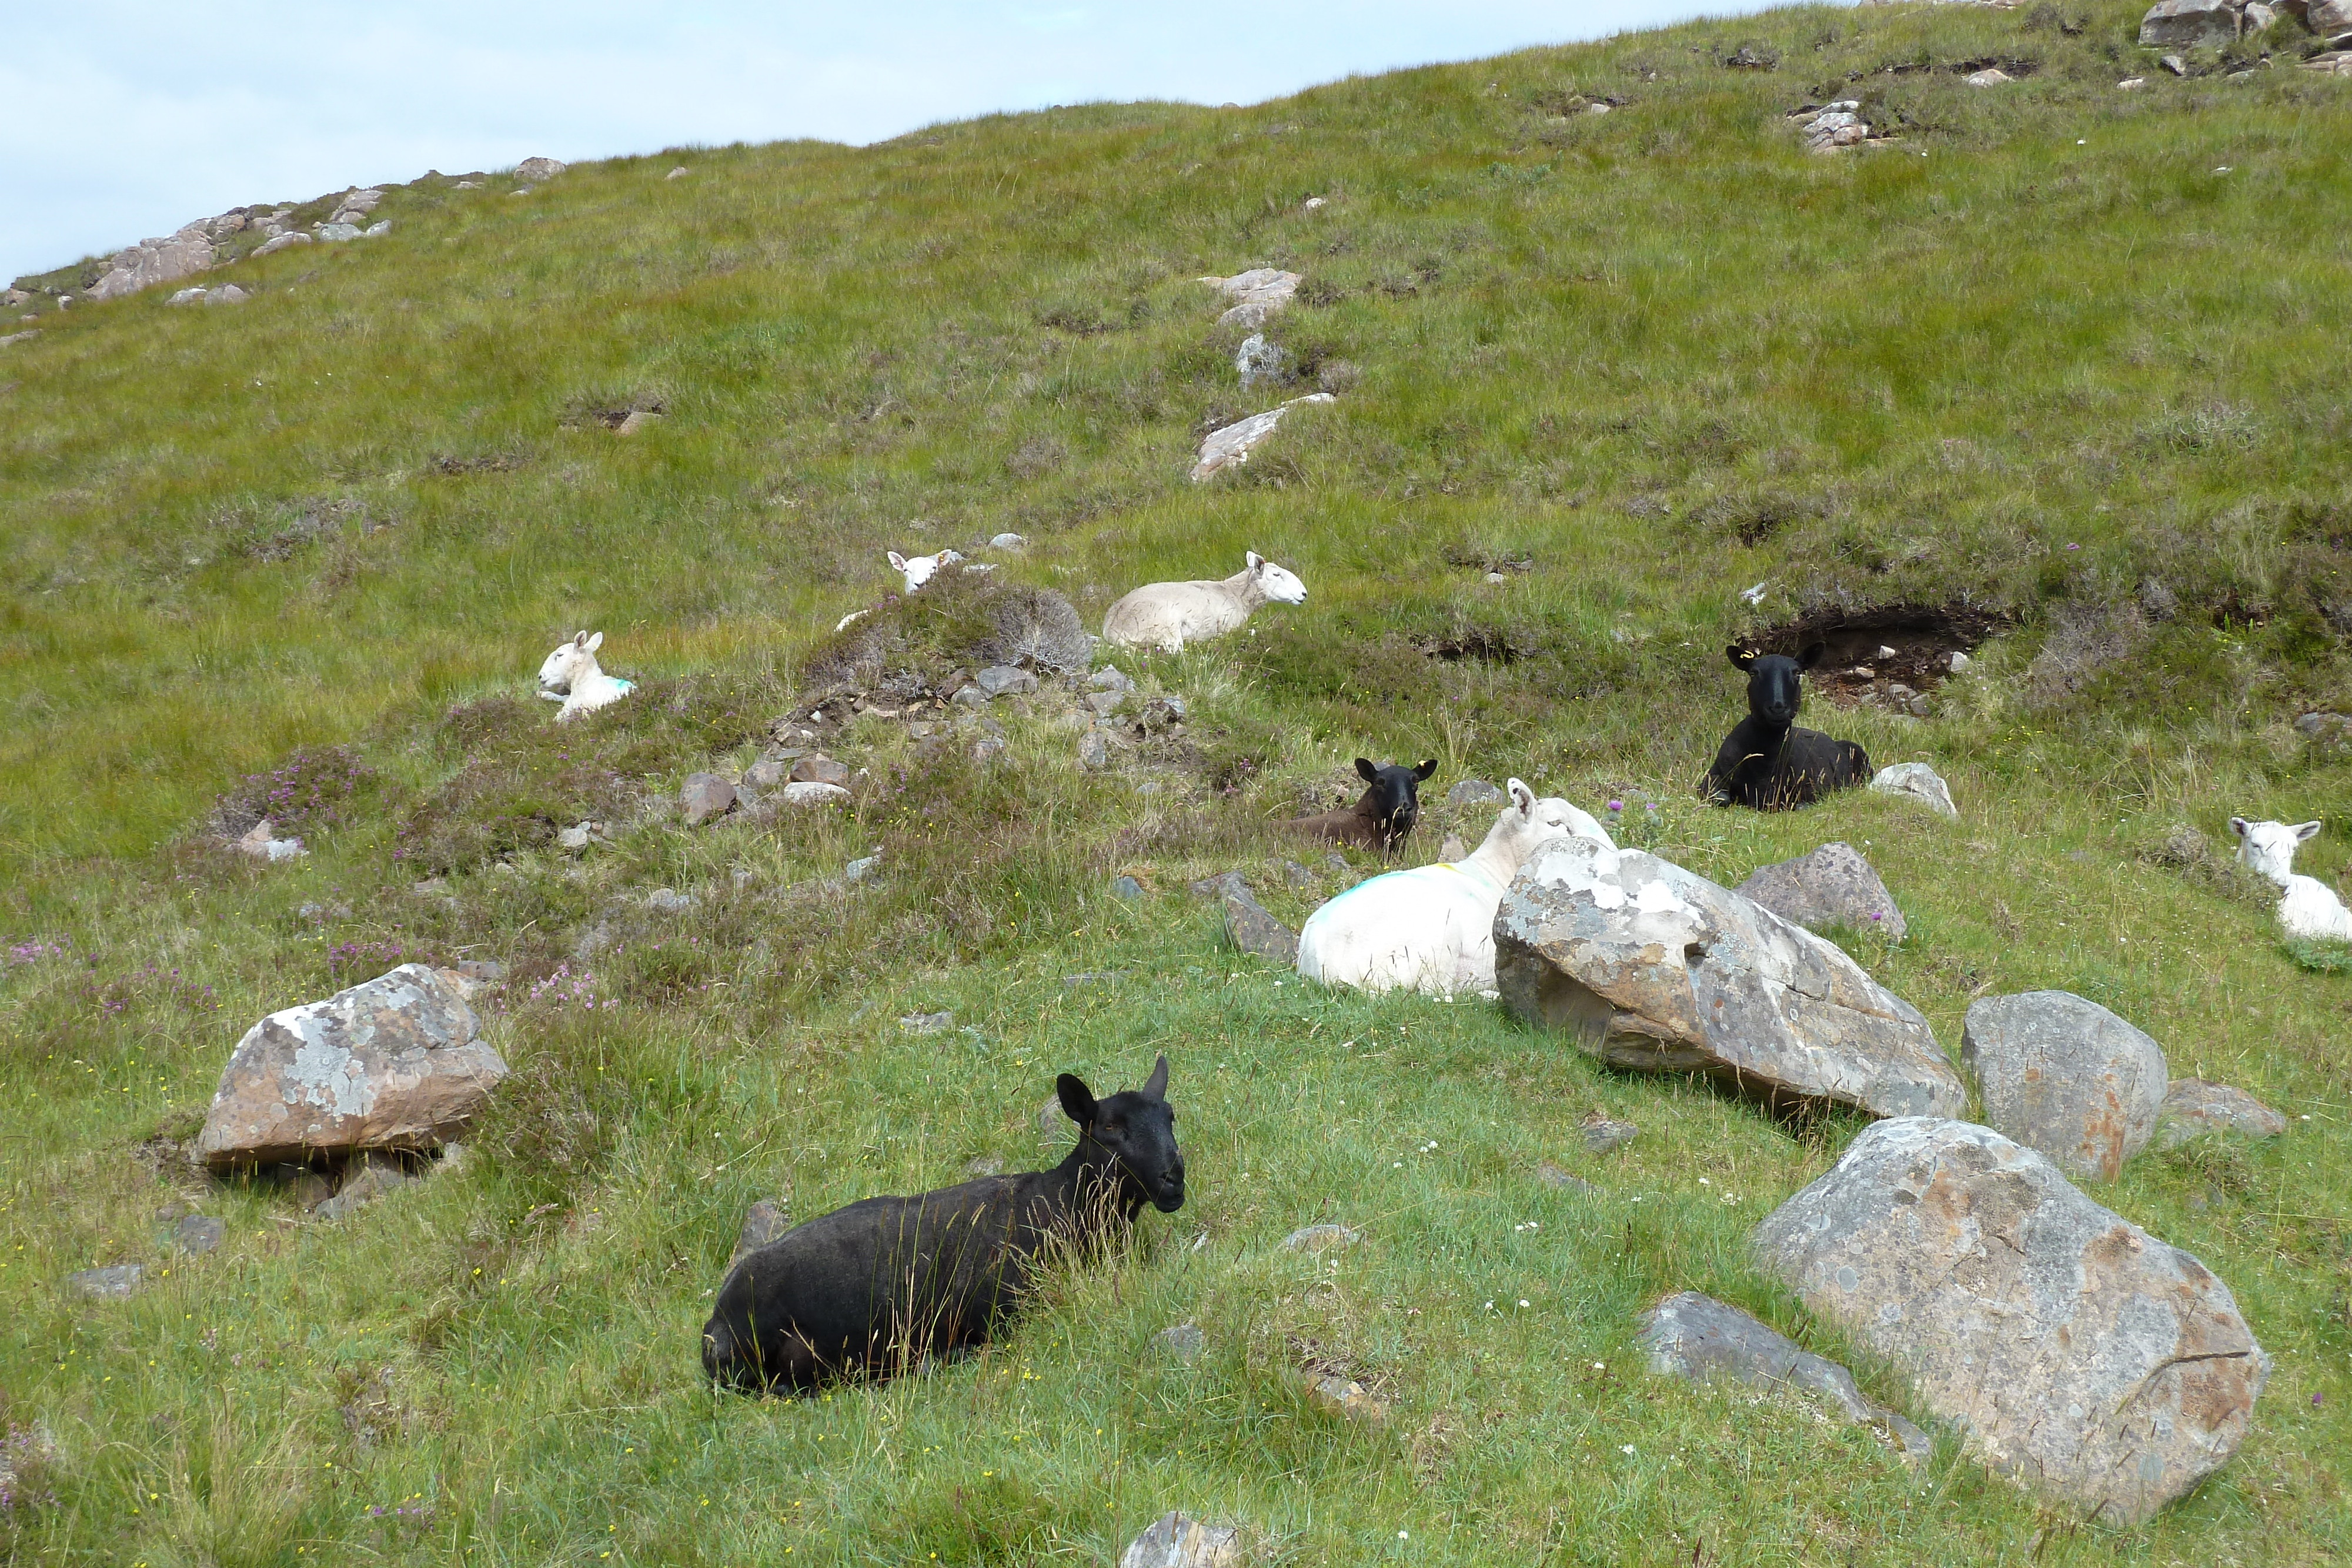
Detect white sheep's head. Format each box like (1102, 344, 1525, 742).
(1486, 778, 1608, 862)
(887, 548, 964, 594)
(1247, 550, 1307, 605)
(537, 630, 603, 695)
(2231, 816, 2320, 887)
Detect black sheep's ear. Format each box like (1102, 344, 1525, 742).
(1056, 1073, 1097, 1125)
(1797, 643, 1828, 670)
(1727, 645, 1756, 670)
(1355, 757, 1379, 782)
(1142, 1053, 1170, 1101)
(1412, 759, 1438, 781)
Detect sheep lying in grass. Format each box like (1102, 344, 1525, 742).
(1288, 758, 1436, 853)
(888, 547, 965, 594)
(703, 1056, 1185, 1393)
(535, 631, 635, 721)
(1101, 551, 1305, 653)
(2231, 817, 2352, 942)
(1297, 780, 1615, 997)
(1704, 645, 1871, 810)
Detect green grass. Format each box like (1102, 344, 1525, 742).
(4, 2, 2351, 1562)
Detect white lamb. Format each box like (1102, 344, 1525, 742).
(536, 631, 636, 721)
(1297, 779, 1616, 998)
(2231, 816, 2352, 942)
(888, 548, 965, 594)
(1101, 551, 1305, 653)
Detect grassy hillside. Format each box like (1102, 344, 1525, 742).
(2, 1, 2350, 1562)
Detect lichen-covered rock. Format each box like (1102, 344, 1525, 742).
(1190, 394, 1334, 482)
(1494, 840, 1965, 1118)
(195, 965, 509, 1169)
(2138, 0, 2243, 46)
(1735, 841, 1907, 941)
(1222, 880, 1298, 965)
(1636, 1292, 1931, 1463)
(1961, 991, 2167, 1180)
(1870, 762, 1957, 818)
(1120, 1510, 1242, 1568)
(1754, 1118, 2267, 1523)
(2154, 1078, 2288, 1149)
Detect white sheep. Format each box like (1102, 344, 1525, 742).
(2231, 816, 2352, 942)
(536, 631, 636, 721)
(888, 548, 965, 594)
(1297, 780, 1616, 997)
(1101, 551, 1305, 653)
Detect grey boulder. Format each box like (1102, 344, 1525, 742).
(680, 772, 736, 826)
(1735, 841, 1907, 942)
(973, 665, 1038, 698)
(1494, 841, 1965, 1119)
(1448, 777, 1508, 807)
(1120, 1511, 1242, 1568)
(1754, 1117, 2267, 1523)
(1961, 991, 2167, 1181)
(67, 1264, 144, 1299)
(1869, 762, 1957, 818)
(195, 964, 510, 1168)
(1222, 880, 1298, 965)
(2154, 1078, 2288, 1149)
(2138, 0, 2243, 45)
(1636, 1291, 1930, 1463)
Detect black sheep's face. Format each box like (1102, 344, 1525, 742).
(1356, 757, 1438, 841)
(1728, 643, 1825, 726)
(1059, 1055, 1185, 1212)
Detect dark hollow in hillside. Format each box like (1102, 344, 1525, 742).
(1746, 602, 2012, 707)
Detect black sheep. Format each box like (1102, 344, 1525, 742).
(702, 1056, 1185, 1393)
(1704, 644, 1872, 810)
(1287, 758, 1437, 852)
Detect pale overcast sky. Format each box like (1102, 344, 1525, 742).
(2, 2, 1770, 283)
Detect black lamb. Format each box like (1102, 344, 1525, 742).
(1703, 644, 1872, 810)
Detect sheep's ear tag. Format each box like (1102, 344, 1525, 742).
(1142, 1054, 1169, 1101)
(1727, 646, 1756, 670)
(1413, 759, 1438, 781)
(1057, 1073, 1097, 1124)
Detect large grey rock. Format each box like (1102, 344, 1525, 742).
(1961, 992, 2167, 1181)
(680, 772, 736, 826)
(1448, 777, 1507, 807)
(973, 665, 1038, 698)
(1636, 1292, 1930, 1463)
(1870, 762, 1957, 818)
(86, 225, 215, 301)
(1495, 841, 1965, 1119)
(1754, 1118, 2267, 1523)
(252, 231, 313, 257)
(1735, 841, 1907, 942)
(195, 965, 510, 1168)
(1222, 880, 1298, 965)
(1190, 394, 1334, 482)
(2154, 1079, 2287, 1150)
(514, 156, 568, 180)
(1198, 266, 1301, 330)
(2138, 0, 2242, 45)
(2313, 0, 2352, 29)
(316, 223, 362, 243)
(1235, 332, 1291, 390)
(1120, 1511, 1242, 1568)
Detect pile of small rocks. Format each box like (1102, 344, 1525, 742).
(1789, 101, 1876, 152)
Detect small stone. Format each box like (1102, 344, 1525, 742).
(168, 287, 206, 305)
(1118, 1510, 1242, 1568)
(1869, 761, 1958, 818)
(900, 1010, 955, 1034)
(2160, 52, 2189, 75)
(1302, 195, 1328, 210)
(1155, 1323, 1206, 1363)
(781, 781, 850, 807)
(1037, 1095, 1068, 1133)
(1965, 68, 2011, 87)
(173, 1215, 226, 1255)
(1305, 1373, 1387, 1423)
(614, 410, 662, 436)
(730, 1199, 791, 1263)
(1947, 650, 1973, 673)
(1281, 1223, 1361, 1252)
(1078, 731, 1111, 770)
(204, 283, 249, 305)
(2139, 0, 2241, 49)
(971, 735, 1008, 763)
(974, 665, 1038, 698)
(1536, 1161, 1597, 1193)
(557, 821, 594, 851)
(951, 685, 990, 710)
(789, 755, 851, 787)
(744, 758, 788, 788)
(1090, 666, 1133, 691)
(646, 887, 695, 912)
(1223, 881, 1298, 965)
(315, 1152, 416, 1221)
(1448, 777, 1507, 807)
(1485, 571, 1506, 584)
(1137, 694, 1188, 733)
(990, 531, 1028, 550)
(2119, 76, 2146, 89)
(1581, 1112, 1639, 1154)
(2154, 1079, 2288, 1149)
(680, 772, 736, 827)
(66, 1264, 143, 1300)
(667, 166, 691, 179)
(1111, 874, 1144, 901)
(1284, 860, 1314, 886)
(964, 1155, 1006, 1178)
(317, 222, 362, 242)
(1087, 688, 1127, 717)
(844, 854, 882, 884)
(1191, 871, 1248, 901)
(362, 222, 391, 238)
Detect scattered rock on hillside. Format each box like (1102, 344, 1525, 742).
(173, 1214, 225, 1255)
(0, 330, 39, 348)
(615, 409, 662, 436)
(232, 818, 308, 862)
(2138, 0, 2245, 46)
(790, 755, 851, 787)
(1870, 762, 1957, 818)
(974, 665, 1038, 698)
(1198, 266, 1301, 329)
(1966, 67, 2013, 86)
(1305, 1372, 1387, 1423)
(1080, 731, 1112, 769)
(1448, 777, 1507, 807)
(1191, 394, 1335, 482)
(1962, 991, 2167, 1181)
(1036, 1094, 1068, 1133)
(1581, 1111, 1639, 1154)
(1110, 874, 1143, 900)
(1222, 880, 1298, 964)
(680, 772, 736, 826)
(2154, 1079, 2287, 1149)
(315, 1152, 416, 1221)
(1636, 1292, 1932, 1463)
(667, 166, 691, 179)
(87, 225, 216, 301)
(253, 231, 313, 257)
(2314, 0, 2352, 31)
(900, 1011, 954, 1034)
(318, 223, 362, 243)
(646, 888, 696, 913)
(1790, 101, 1872, 152)
(964, 1154, 1006, 1178)
(1155, 1323, 1207, 1363)
(1281, 1223, 1361, 1253)
(1536, 1161, 1597, 1192)
(1754, 1117, 2269, 1523)
(329, 189, 383, 225)
(195, 964, 509, 1169)
(1495, 841, 1966, 1119)
(730, 1199, 791, 1263)
(1235, 332, 1292, 390)
(1120, 1510, 1243, 1568)
(782, 781, 850, 807)
(1735, 842, 1908, 941)
(514, 156, 567, 181)
(67, 1264, 143, 1300)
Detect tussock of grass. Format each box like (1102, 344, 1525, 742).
(2, 1, 2351, 1562)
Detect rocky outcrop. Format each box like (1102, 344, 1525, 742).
(195, 965, 509, 1169)
(1636, 1292, 1931, 1463)
(1198, 267, 1300, 329)
(514, 157, 568, 182)
(1494, 840, 1965, 1118)
(1754, 1118, 2267, 1523)
(86, 225, 216, 302)
(1735, 841, 1907, 941)
(1961, 991, 2167, 1180)
(2138, 0, 2247, 45)
(1191, 394, 1334, 482)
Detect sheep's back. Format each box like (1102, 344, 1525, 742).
(1298, 862, 1497, 991)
